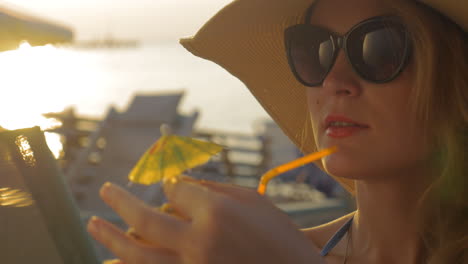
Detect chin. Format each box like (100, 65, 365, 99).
(322, 154, 373, 180)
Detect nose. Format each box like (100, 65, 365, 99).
(321, 52, 362, 97)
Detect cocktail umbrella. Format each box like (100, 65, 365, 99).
(128, 124, 224, 185)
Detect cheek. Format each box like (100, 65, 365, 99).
(358, 89, 430, 173)
(384, 109, 431, 163)
(306, 91, 322, 140)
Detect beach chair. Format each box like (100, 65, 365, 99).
(0, 126, 99, 264)
(65, 92, 199, 214)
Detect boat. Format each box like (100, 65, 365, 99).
(72, 34, 140, 49)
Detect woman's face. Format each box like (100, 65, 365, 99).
(308, 0, 431, 180)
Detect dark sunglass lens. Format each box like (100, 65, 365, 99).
(348, 22, 407, 82)
(288, 26, 335, 86)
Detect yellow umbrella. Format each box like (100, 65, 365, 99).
(128, 124, 224, 185)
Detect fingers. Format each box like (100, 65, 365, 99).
(88, 217, 180, 264)
(99, 183, 188, 249)
(159, 202, 191, 220)
(163, 176, 265, 216)
(197, 180, 263, 203)
(163, 177, 232, 219)
(163, 176, 264, 220)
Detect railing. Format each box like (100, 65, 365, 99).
(44, 109, 272, 179)
(193, 129, 270, 178)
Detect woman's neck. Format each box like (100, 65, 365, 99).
(351, 167, 431, 263)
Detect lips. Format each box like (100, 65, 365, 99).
(324, 115, 370, 139)
(324, 115, 369, 129)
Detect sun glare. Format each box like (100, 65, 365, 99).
(0, 41, 86, 158)
(18, 41, 32, 50)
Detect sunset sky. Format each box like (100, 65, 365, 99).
(2, 0, 232, 43)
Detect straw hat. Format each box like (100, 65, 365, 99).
(179, 0, 468, 193)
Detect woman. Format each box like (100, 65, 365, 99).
(87, 0, 468, 263)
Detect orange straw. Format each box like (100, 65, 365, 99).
(257, 146, 338, 195)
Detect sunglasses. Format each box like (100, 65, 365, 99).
(284, 16, 412, 87)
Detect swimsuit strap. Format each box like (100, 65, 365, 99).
(320, 215, 354, 257)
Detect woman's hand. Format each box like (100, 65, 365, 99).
(87, 176, 325, 264)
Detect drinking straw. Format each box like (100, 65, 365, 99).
(257, 146, 338, 195)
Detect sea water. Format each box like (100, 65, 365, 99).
(0, 42, 270, 133)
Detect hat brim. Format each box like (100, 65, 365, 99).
(421, 0, 468, 32)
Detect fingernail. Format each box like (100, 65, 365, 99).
(100, 182, 114, 198)
(165, 175, 189, 196)
(163, 176, 178, 185)
(160, 203, 175, 213)
(87, 216, 99, 234)
(163, 177, 177, 194)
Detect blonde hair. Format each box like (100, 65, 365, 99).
(378, 1, 468, 262)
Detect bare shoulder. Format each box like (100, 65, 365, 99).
(301, 212, 355, 250)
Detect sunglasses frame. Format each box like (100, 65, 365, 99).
(284, 15, 412, 87)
